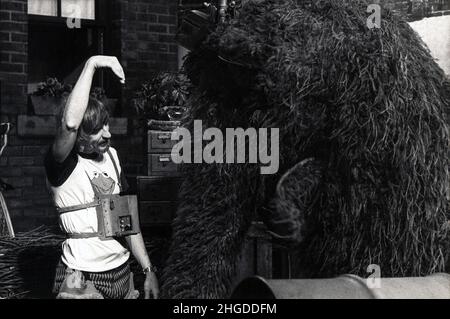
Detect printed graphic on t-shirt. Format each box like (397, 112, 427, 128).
(90, 171, 116, 195)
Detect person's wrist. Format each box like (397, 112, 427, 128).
(143, 264, 157, 275)
(87, 55, 108, 69)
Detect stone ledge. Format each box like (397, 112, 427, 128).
(17, 115, 56, 137)
(17, 115, 128, 137)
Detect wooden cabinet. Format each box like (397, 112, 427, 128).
(147, 130, 177, 152)
(138, 176, 182, 201)
(137, 176, 183, 226)
(146, 130, 180, 176)
(139, 201, 177, 225)
(147, 154, 180, 176)
(138, 129, 183, 227)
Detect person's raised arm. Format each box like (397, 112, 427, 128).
(52, 56, 125, 162)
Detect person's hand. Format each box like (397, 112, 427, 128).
(87, 55, 126, 84)
(144, 271, 159, 299)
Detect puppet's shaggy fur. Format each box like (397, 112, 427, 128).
(161, 0, 450, 298)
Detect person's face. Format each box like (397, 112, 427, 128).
(87, 124, 111, 154)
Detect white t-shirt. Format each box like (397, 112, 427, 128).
(45, 147, 130, 272)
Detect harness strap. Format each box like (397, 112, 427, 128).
(56, 200, 101, 214)
(107, 149, 121, 192)
(66, 232, 100, 239)
(58, 200, 102, 239)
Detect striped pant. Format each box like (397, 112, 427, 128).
(53, 258, 131, 299)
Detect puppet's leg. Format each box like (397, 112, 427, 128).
(160, 164, 262, 299)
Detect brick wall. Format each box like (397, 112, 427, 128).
(0, 0, 50, 231)
(0, 0, 28, 115)
(110, 0, 180, 193)
(383, 0, 450, 20)
(119, 0, 179, 100)
(0, 0, 180, 231)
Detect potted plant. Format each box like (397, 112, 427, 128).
(133, 71, 191, 129)
(30, 77, 72, 115)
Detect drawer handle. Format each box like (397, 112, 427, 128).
(159, 156, 171, 163)
(157, 133, 172, 143)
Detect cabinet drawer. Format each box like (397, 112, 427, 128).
(148, 154, 180, 176)
(137, 176, 182, 201)
(148, 130, 177, 153)
(139, 201, 176, 225)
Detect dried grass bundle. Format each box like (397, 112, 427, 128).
(0, 226, 64, 299)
